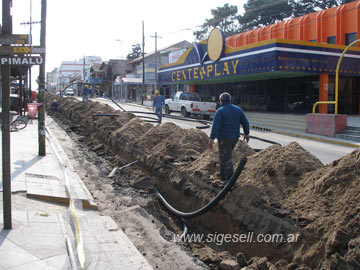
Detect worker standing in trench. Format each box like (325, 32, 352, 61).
(153, 90, 165, 124)
(82, 85, 90, 109)
(209, 92, 250, 184)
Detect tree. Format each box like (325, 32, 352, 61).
(126, 43, 142, 60)
(239, 0, 293, 31)
(291, 0, 356, 17)
(193, 4, 240, 40)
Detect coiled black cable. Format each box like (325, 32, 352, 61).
(154, 157, 247, 219)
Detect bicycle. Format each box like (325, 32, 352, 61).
(10, 115, 28, 132)
(0, 113, 28, 132)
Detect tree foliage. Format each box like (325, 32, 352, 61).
(291, 0, 356, 16)
(193, 0, 356, 40)
(239, 0, 293, 31)
(127, 43, 142, 60)
(193, 4, 239, 40)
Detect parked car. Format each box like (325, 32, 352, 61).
(165, 92, 217, 119)
(64, 88, 74, 96)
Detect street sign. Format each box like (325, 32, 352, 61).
(0, 56, 43, 65)
(31, 47, 46, 54)
(0, 34, 29, 44)
(0, 46, 46, 55)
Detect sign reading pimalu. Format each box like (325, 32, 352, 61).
(1, 56, 43, 65)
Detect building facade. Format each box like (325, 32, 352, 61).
(46, 56, 102, 93)
(129, 40, 192, 100)
(159, 1, 360, 115)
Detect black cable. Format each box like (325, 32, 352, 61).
(127, 110, 211, 129)
(58, 82, 127, 112)
(240, 132, 283, 147)
(154, 157, 247, 219)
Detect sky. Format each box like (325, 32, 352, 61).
(5, 0, 246, 74)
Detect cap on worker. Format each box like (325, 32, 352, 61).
(155, 90, 159, 95)
(219, 92, 231, 102)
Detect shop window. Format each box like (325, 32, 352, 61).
(345, 32, 357, 46)
(309, 39, 317, 42)
(327, 36, 336, 44)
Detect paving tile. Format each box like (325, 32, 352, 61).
(27, 222, 63, 235)
(27, 180, 51, 189)
(0, 235, 39, 269)
(7, 259, 59, 270)
(25, 244, 67, 260)
(7, 230, 65, 251)
(11, 182, 27, 192)
(28, 212, 59, 223)
(42, 254, 69, 270)
(11, 211, 29, 225)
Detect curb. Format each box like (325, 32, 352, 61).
(45, 123, 98, 209)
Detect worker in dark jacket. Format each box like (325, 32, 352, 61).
(153, 90, 165, 124)
(82, 85, 89, 109)
(209, 92, 250, 183)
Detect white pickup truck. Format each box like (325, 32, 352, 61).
(164, 92, 217, 119)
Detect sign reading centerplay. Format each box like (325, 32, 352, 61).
(1, 56, 44, 65)
(159, 39, 360, 83)
(161, 51, 277, 82)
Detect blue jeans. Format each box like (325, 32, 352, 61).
(83, 95, 89, 108)
(218, 138, 239, 182)
(155, 107, 162, 123)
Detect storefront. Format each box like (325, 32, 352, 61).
(159, 2, 360, 115)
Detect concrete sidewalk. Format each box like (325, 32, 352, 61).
(0, 119, 153, 269)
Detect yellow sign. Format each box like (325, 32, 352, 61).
(13, 47, 31, 54)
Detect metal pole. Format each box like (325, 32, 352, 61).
(142, 21, 145, 98)
(83, 57, 85, 81)
(335, 39, 360, 115)
(142, 21, 145, 84)
(19, 66, 23, 116)
(38, 0, 47, 156)
(2, 0, 13, 230)
(154, 32, 157, 90)
(29, 0, 32, 100)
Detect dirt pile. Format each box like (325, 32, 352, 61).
(283, 150, 360, 269)
(47, 95, 360, 269)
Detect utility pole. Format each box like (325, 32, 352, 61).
(142, 21, 145, 96)
(2, 0, 13, 230)
(20, 0, 40, 101)
(38, 0, 47, 156)
(150, 32, 162, 91)
(83, 57, 85, 81)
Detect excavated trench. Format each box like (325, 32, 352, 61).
(46, 95, 360, 270)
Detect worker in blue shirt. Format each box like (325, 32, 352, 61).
(209, 92, 250, 183)
(82, 85, 89, 108)
(153, 90, 165, 124)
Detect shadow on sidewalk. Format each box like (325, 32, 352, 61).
(0, 156, 43, 190)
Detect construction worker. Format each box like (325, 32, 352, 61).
(82, 85, 89, 108)
(209, 92, 250, 184)
(153, 90, 164, 124)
